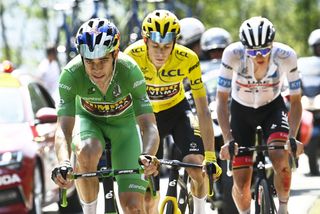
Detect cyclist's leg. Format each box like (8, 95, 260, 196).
(169, 101, 205, 213)
(107, 119, 149, 214)
(146, 107, 179, 213)
(229, 99, 257, 213)
(71, 115, 104, 213)
(263, 99, 291, 214)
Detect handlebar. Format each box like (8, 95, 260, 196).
(59, 167, 68, 207)
(227, 142, 299, 176)
(289, 137, 299, 170)
(158, 159, 215, 196)
(59, 167, 146, 207)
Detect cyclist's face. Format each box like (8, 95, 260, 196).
(147, 39, 174, 69)
(83, 51, 117, 84)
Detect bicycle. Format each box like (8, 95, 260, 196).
(158, 159, 215, 214)
(228, 126, 299, 214)
(58, 139, 155, 214)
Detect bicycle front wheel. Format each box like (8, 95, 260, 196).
(254, 179, 276, 214)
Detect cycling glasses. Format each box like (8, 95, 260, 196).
(246, 47, 272, 58)
(149, 31, 176, 44)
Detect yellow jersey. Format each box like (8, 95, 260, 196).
(124, 40, 206, 113)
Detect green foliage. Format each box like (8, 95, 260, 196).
(178, 0, 320, 56)
(2, 0, 320, 67)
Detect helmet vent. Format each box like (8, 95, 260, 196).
(88, 21, 94, 27)
(98, 21, 104, 28)
(155, 21, 161, 33)
(104, 40, 111, 47)
(85, 32, 94, 51)
(107, 27, 113, 35)
(163, 22, 169, 35)
(96, 33, 102, 44)
(113, 38, 118, 46)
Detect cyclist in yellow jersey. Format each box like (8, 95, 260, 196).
(124, 10, 222, 214)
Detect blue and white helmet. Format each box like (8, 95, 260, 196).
(75, 18, 120, 59)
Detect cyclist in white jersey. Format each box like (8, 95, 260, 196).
(216, 16, 304, 214)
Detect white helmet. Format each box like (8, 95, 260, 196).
(200, 27, 232, 51)
(239, 16, 275, 48)
(308, 29, 320, 46)
(177, 17, 205, 46)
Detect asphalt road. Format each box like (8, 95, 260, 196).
(43, 154, 320, 213)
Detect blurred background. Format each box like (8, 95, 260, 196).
(1, 0, 320, 70)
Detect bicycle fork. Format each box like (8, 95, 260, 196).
(99, 140, 118, 214)
(159, 166, 181, 214)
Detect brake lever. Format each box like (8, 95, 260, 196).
(59, 167, 68, 207)
(227, 140, 236, 176)
(206, 162, 216, 196)
(289, 138, 299, 169)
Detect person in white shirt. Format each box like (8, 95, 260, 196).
(37, 45, 60, 102)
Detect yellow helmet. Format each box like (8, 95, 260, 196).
(142, 10, 180, 44)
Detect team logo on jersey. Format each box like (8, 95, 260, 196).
(189, 142, 199, 152)
(80, 95, 132, 117)
(175, 50, 188, 60)
(112, 84, 121, 98)
(146, 83, 180, 100)
(131, 47, 144, 54)
(88, 87, 96, 94)
(160, 69, 183, 77)
(188, 61, 199, 73)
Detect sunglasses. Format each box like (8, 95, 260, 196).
(246, 47, 272, 58)
(149, 31, 176, 44)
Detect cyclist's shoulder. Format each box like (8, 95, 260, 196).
(224, 42, 244, 55)
(123, 40, 147, 58)
(61, 55, 84, 78)
(221, 42, 245, 63)
(272, 42, 297, 59)
(172, 44, 198, 61)
(117, 51, 139, 68)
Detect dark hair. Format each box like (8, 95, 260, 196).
(46, 46, 57, 56)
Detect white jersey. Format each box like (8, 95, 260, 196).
(217, 42, 301, 108)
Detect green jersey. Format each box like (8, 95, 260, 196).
(57, 52, 153, 193)
(57, 52, 153, 120)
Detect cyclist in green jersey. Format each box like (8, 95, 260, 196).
(51, 18, 160, 214)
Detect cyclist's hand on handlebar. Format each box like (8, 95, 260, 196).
(51, 160, 73, 189)
(219, 140, 238, 160)
(203, 151, 222, 181)
(286, 138, 304, 156)
(138, 154, 159, 176)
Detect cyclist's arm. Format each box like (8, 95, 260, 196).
(216, 91, 233, 143)
(194, 96, 215, 151)
(136, 113, 159, 155)
(216, 45, 235, 144)
(55, 67, 77, 163)
(55, 116, 75, 163)
(288, 93, 302, 138)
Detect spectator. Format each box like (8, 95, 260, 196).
(36, 45, 60, 102)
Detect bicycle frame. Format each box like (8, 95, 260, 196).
(228, 126, 298, 214)
(158, 159, 205, 214)
(59, 139, 149, 214)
